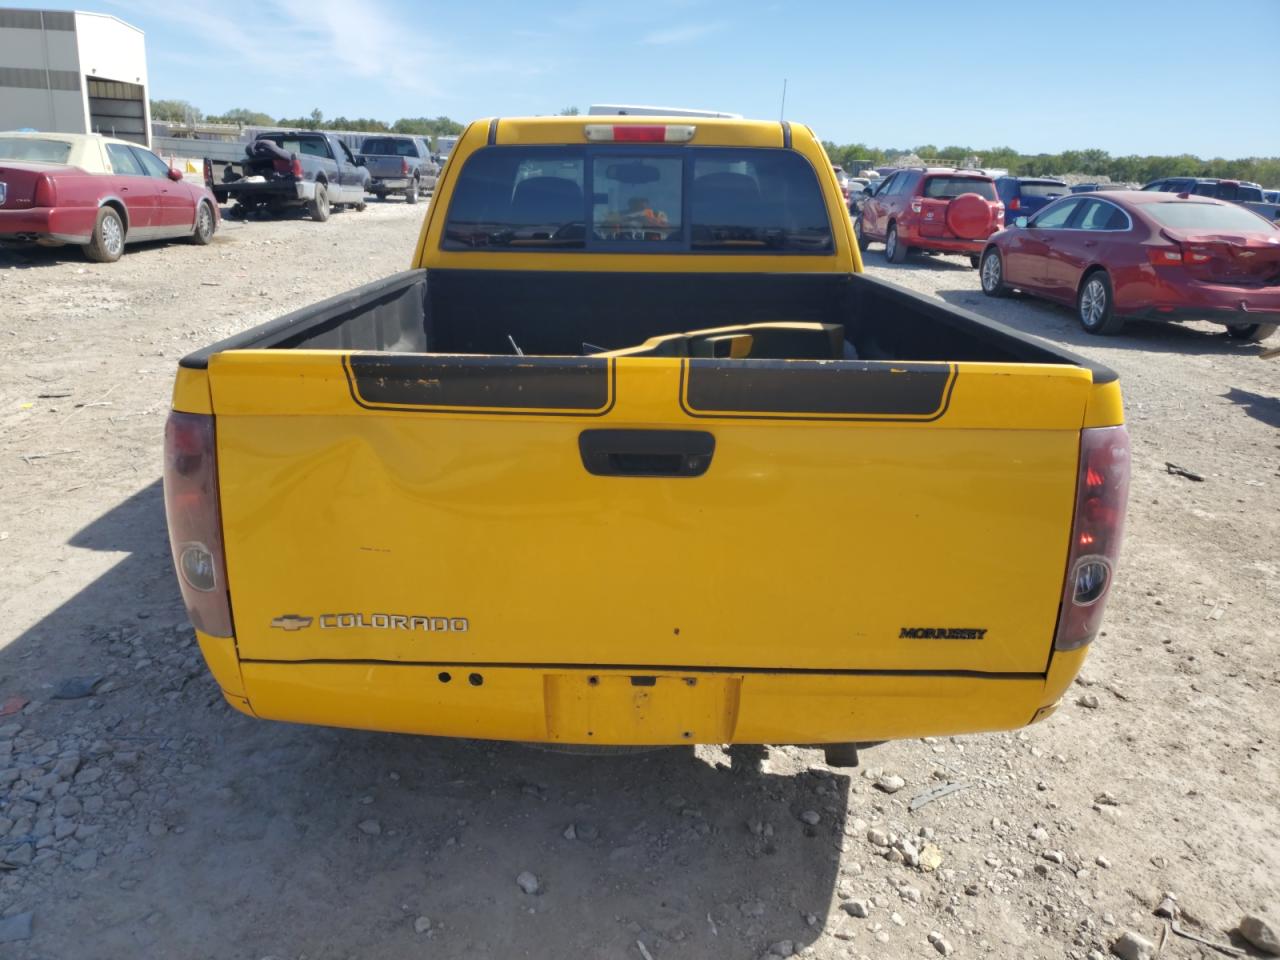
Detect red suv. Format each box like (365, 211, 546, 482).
(855, 168, 1004, 266)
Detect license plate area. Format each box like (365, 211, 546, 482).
(543, 673, 742, 745)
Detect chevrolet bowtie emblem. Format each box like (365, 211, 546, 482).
(271, 614, 313, 631)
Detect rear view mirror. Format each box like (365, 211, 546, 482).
(1015, 216, 1029, 228)
(606, 162, 660, 185)
(168, 167, 183, 182)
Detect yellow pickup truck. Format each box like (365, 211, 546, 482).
(164, 116, 1130, 766)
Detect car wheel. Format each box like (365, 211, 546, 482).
(980, 248, 1009, 298)
(309, 184, 330, 222)
(354, 200, 367, 212)
(885, 223, 908, 264)
(82, 206, 125, 263)
(374, 191, 387, 202)
(853, 215, 870, 251)
(190, 202, 216, 245)
(405, 178, 419, 205)
(1225, 322, 1278, 342)
(1077, 271, 1124, 335)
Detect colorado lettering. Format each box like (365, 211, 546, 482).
(319, 613, 469, 632)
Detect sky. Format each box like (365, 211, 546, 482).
(13, 0, 1280, 157)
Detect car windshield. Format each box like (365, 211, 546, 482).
(443, 145, 833, 253)
(923, 176, 997, 200)
(0, 137, 72, 163)
(1145, 201, 1278, 233)
(1019, 182, 1070, 199)
(362, 138, 418, 157)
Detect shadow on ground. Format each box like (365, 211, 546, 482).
(1222, 386, 1280, 428)
(3, 480, 848, 959)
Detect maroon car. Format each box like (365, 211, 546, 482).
(979, 191, 1280, 341)
(855, 167, 1004, 266)
(0, 132, 219, 263)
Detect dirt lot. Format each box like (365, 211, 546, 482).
(0, 202, 1276, 960)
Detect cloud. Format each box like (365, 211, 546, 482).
(640, 22, 723, 45)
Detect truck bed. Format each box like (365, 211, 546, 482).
(179, 268, 1116, 377)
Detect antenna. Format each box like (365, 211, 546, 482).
(779, 79, 788, 121)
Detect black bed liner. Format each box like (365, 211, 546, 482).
(179, 268, 1117, 385)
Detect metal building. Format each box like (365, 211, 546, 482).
(0, 8, 150, 146)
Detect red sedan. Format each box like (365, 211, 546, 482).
(0, 132, 219, 263)
(978, 191, 1280, 341)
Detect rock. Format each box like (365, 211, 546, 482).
(52, 676, 104, 700)
(1110, 930, 1155, 960)
(577, 823, 599, 841)
(900, 886, 922, 904)
(919, 843, 943, 872)
(55, 795, 82, 818)
(0, 911, 33, 944)
(768, 940, 795, 957)
(876, 775, 906, 794)
(5, 843, 34, 866)
(413, 916, 432, 934)
(73, 767, 103, 787)
(1077, 693, 1100, 709)
(1096, 855, 1112, 868)
(562, 823, 577, 840)
(1029, 827, 1049, 842)
(1043, 850, 1065, 864)
(841, 899, 871, 918)
(1239, 914, 1280, 956)
(357, 819, 381, 836)
(71, 849, 98, 871)
(798, 810, 821, 826)
(867, 828, 890, 847)
(51, 756, 80, 779)
(516, 871, 540, 895)
(928, 931, 954, 955)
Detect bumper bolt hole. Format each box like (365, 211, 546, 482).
(468, 672, 483, 687)
(438, 671, 451, 683)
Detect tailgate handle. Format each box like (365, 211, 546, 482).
(578, 429, 715, 478)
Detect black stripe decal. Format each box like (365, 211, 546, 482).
(681, 359, 957, 421)
(344, 353, 614, 415)
(780, 120, 792, 149)
(487, 118, 499, 145)
(240, 657, 1043, 681)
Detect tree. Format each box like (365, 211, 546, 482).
(205, 107, 275, 126)
(150, 99, 201, 123)
(391, 116, 464, 138)
(559, 106, 580, 116)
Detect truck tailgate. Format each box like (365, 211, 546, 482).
(208, 351, 1092, 676)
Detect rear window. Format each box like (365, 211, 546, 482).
(261, 135, 329, 159)
(922, 176, 997, 201)
(362, 138, 418, 157)
(0, 137, 72, 163)
(442, 146, 833, 253)
(1019, 181, 1070, 199)
(1144, 201, 1278, 232)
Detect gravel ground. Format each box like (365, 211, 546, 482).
(0, 203, 1276, 960)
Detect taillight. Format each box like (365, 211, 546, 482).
(163, 412, 233, 637)
(203, 158, 213, 188)
(583, 124, 696, 143)
(1009, 197, 1020, 210)
(290, 154, 303, 178)
(1053, 425, 1130, 650)
(33, 176, 56, 207)
(401, 157, 410, 175)
(910, 199, 922, 213)
(1147, 246, 1184, 266)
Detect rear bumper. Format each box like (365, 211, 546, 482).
(212, 179, 316, 204)
(0, 207, 92, 244)
(196, 640, 1087, 744)
(902, 231, 988, 255)
(370, 177, 410, 191)
(1123, 277, 1280, 323)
